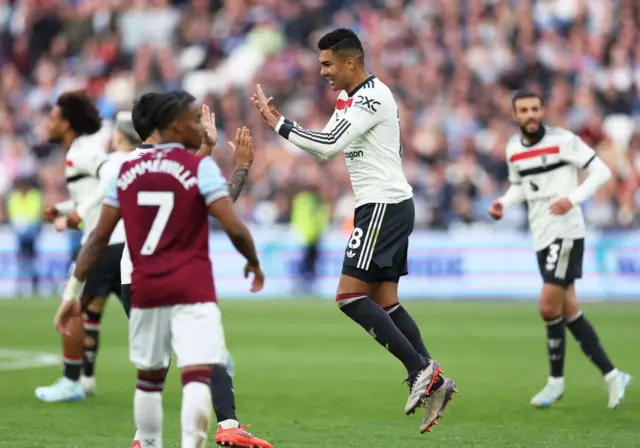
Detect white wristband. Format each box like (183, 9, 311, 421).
(62, 276, 84, 302)
(274, 116, 286, 133)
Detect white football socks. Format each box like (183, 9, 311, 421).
(181, 382, 213, 448)
(134, 390, 163, 448)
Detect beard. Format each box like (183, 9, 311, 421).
(520, 120, 545, 144)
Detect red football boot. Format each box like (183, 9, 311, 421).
(215, 424, 273, 448)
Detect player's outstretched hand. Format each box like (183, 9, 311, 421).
(244, 263, 265, 293)
(53, 300, 81, 336)
(200, 104, 217, 147)
(228, 127, 254, 167)
(488, 201, 503, 220)
(43, 205, 58, 222)
(549, 197, 573, 216)
(251, 84, 280, 130)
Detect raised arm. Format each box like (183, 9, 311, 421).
(252, 84, 382, 161)
(225, 127, 254, 202)
(197, 157, 263, 292)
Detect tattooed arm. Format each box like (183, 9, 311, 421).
(227, 166, 250, 202)
(226, 127, 254, 203)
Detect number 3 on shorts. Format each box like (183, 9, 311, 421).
(138, 191, 175, 255)
(545, 243, 560, 271)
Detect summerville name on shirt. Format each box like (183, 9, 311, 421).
(117, 158, 198, 191)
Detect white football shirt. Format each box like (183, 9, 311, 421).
(276, 75, 413, 208)
(505, 126, 597, 250)
(61, 133, 124, 245)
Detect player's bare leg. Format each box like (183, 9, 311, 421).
(335, 274, 437, 416)
(35, 299, 86, 402)
(133, 368, 166, 448)
(81, 296, 107, 396)
(180, 365, 213, 448)
(531, 283, 566, 407)
(371, 282, 455, 432)
(564, 284, 631, 408)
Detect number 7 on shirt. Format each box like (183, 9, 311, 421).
(137, 191, 175, 255)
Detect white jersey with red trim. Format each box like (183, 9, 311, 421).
(276, 75, 413, 208)
(63, 133, 110, 245)
(505, 126, 597, 250)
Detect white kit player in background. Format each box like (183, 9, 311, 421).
(490, 91, 631, 410)
(37, 91, 126, 403)
(252, 28, 456, 435)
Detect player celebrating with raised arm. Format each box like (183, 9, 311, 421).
(122, 92, 272, 448)
(53, 91, 265, 448)
(489, 91, 631, 409)
(252, 28, 456, 433)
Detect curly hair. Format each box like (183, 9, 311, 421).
(56, 90, 102, 136)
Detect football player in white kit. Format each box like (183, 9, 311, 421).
(489, 91, 631, 409)
(36, 91, 126, 403)
(252, 28, 456, 434)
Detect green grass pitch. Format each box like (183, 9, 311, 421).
(0, 298, 638, 448)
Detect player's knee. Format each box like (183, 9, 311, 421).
(137, 369, 166, 392)
(83, 335, 96, 347)
(336, 292, 367, 308)
(539, 284, 565, 319)
(86, 297, 106, 313)
(181, 365, 212, 387)
(563, 302, 581, 321)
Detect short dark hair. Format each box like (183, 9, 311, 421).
(511, 90, 544, 110)
(317, 28, 365, 63)
(56, 90, 102, 136)
(144, 91, 196, 132)
(132, 93, 161, 141)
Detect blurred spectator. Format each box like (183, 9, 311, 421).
(290, 167, 330, 294)
(7, 177, 43, 296)
(0, 0, 639, 230)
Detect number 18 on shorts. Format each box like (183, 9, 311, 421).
(341, 199, 415, 283)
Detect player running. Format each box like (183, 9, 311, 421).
(252, 27, 456, 433)
(489, 90, 631, 409)
(53, 91, 266, 448)
(121, 92, 272, 448)
(36, 91, 126, 403)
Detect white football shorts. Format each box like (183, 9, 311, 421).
(129, 302, 226, 370)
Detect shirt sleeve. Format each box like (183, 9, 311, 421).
(507, 159, 522, 185)
(197, 157, 230, 205)
(78, 158, 123, 217)
(561, 134, 596, 169)
(103, 163, 121, 209)
(55, 199, 76, 215)
(275, 90, 385, 161)
(499, 150, 525, 207)
(75, 148, 109, 178)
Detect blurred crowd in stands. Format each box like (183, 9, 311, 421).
(1, 0, 640, 230)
